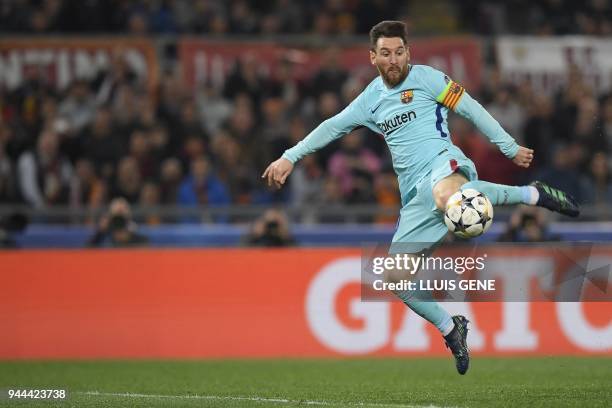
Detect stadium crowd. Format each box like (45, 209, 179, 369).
(1, 0, 611, 36)
(0, 1, 611, 226)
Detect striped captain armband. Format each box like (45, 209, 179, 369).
(436, 80, 465, 111)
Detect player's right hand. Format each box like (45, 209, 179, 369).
(512, 146, 534, 168)
(262, 157, 294, 189)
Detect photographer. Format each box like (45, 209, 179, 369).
(244, 209, 295, 247)
(87, 197, 148, 247)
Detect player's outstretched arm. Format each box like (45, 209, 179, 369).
(430, 71, 527, 166)
(263, 89, 369, 189)
(262, 157, 294, 189)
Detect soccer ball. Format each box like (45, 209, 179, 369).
(444, 188, 493, 239)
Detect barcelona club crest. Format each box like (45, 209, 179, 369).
(400, 90, 413, 104)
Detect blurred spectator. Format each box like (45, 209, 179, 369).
(149, 124, 171, 161)
(139, 181, 162, 225)
(310, 47, 348, 98)
(581, 151, 612, 206)
(177, 155, 230, 209)
(265, 57, 302, 107)
(195, 84, 232, 135)
(523, 94, 556, 169)
(260, 97, 290, 143)
(485, 86, 526, 144)
(534, 144, 584, 203)
(498, 206, 559, 242)
(574, 94, 605, 154)
(88, 197, 148, 247)
(58, 81, 97, 133)
(181, 135, 207, 168)
(94, 51, 141, 105)
(128, 129, 156, 179)
(159, 157, 183, 204)
(228, 0, 258, 34)
(174, 99, 210, 152)
(17, 130, 73, 208)
(111, 85, 140, 129)
(553, 65, 592, 143)
(157, 70, 187, 128)
(69, 159, 105, 210)
(80, 107, 122, 179)
(127, 12, 149, 35)
(148, 0, 178, 33)
(110, 157, 143, 204)
(222, 95, 270, 172)
(315, 92, 341, 123)
(328, 131, 381, 203)
(317, 177, 348, 224)
(0, 129, 18, 203)
(311, 12, 335, 37)
(211, 133, 256, 204)
(223, 55, 266, 105)
(244, 209, 295, 247)
(290, 155, 325, 207)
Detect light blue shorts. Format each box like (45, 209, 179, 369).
(390, 146, 478, 254)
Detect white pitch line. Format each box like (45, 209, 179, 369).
(78, 390, 451, 408)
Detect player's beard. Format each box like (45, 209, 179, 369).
(379, 64, 409, 87)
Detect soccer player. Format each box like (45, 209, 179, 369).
(262, 21, 579, 375)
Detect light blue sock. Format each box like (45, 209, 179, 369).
(394, 290, 454, 335)
(462, 180, 533, 206)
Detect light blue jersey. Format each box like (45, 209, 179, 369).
(283, 64, 521, 246)
(283, 64, 519, 207)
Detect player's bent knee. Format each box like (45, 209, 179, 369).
(433, 173, 469, 211)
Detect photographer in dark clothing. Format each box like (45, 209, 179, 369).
(244, 209, 295, 247)
(498, 205, 560, 242)
(87, 197, 148, 247)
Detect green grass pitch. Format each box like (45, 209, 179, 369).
(0, 357, 610, 407)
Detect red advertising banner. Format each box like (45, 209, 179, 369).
(0, 248, 610, 359)
(179, 37, 482, 92)
(0, 38, 158, 93)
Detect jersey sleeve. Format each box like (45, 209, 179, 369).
(282, 90, 371, 164)
(420, 66, 466, 111)
(454, 92, 519, 159)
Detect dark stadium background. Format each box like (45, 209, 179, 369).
(0, 1, 610, 407)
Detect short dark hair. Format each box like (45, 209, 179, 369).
(369, 21, 408, 50)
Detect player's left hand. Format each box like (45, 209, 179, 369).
(512, 146, 534, 168)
